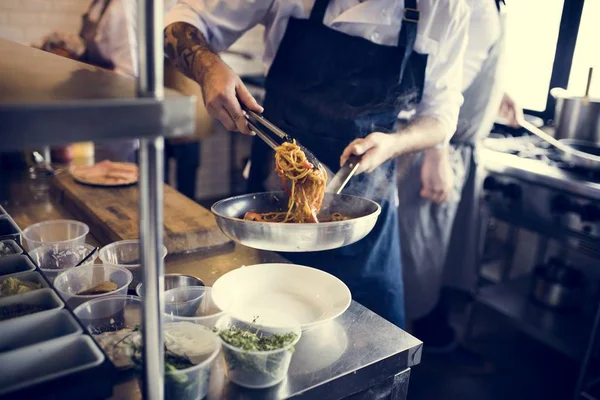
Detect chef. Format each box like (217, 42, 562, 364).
(399, 0, 521, 349)
(165, 0, 470, 328)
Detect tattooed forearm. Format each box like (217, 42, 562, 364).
(164, 22, 221, 83)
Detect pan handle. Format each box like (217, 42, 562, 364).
(519, 117, 600, 163)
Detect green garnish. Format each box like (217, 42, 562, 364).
(218, 326, 297, 352)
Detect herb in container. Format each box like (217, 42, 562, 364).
(215, 315, 301, 389)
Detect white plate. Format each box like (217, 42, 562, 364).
(212, 263, 351, 330)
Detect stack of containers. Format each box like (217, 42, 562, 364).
(0, 215, 116, 399)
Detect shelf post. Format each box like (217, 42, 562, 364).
(137, 0, 165, 398)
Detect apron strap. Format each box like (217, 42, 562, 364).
(309, 0, 330, 22)
(397, 0, 420, 82)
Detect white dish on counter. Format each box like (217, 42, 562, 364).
(212, 263, 351, 330)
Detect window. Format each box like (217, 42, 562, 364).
(567, 0, 600, 97)
(503, 0, 565, 112)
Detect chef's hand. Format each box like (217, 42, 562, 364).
(499, 93, 523, 128)
(340, 132, 398, 174)
(198, 59, 263, 134)
(420, 147, 454, 204)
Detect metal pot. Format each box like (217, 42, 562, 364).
(551, 87, 600, 144)
(530, 258, 584, 311)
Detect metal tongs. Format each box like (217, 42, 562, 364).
(243, 106, 361, 194)
(243, 106, 324, 171)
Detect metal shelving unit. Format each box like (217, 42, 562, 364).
(0, 1, 193, 398)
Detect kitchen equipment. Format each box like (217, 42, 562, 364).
(163, 322, 221, 400)
(164, 286, 231, 329)
(551, 69, 600, 144)
(0, 270, 49, 298)
(22, 219, 89, 250)
(29, 243, 98, 282)
(135, 273, 206, 297)
(52, 174, 232, 254)
(519, 117, 600, 170)
(243, 105, 324, 172)
(163, 286, 205, 317)
(325, 155, 361, 194)
(73, 295, 142, 337)
(212, 263, 351, 330)
(530, 258, 585, 310)
(53, 264, 132, 309)
(75, 246, 98, 267)
(98, 239, 167, 289)
(211, 192, 380, 252)
(215, 313, 301, 389)
(0, 255, 36, 277)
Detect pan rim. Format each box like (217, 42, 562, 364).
(211, 191, 382, 226)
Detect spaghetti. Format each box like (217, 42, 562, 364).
(244, 141, 329, 223)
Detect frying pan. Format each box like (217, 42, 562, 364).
(519, 117, 600, 170)
(211, 192, 381, 252)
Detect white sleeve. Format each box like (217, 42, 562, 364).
(416, 1, 470, 142)
(165, 0, 274, 52)
(462, 1, 501, 90)
(100, 0, 138, 77)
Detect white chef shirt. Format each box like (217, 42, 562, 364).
(165, 0, 471, 140)
(462, 0, 501, 90)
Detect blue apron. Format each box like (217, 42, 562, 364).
(248, 0, 427, 328)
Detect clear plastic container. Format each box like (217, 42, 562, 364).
(22, 220, 89, 250)
(163, 322, 220, 400)
(215, 314, 301, 389)
(99, 239, 167, 289)
(73, 295, 141, 336)
(29, 243, 98, 283)
(165, 287, 231, 329)
(135, 273, 205, 297)
(53, 265, 132, 309)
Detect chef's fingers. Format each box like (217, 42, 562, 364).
(222, 96, 252, 134)
(212, 105, 236, 132)
(357, 147, 383, 174)
(340, 137, 374, 167)
(236, 82, 264, 113)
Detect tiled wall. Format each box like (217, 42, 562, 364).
(0, 0, 87, 45)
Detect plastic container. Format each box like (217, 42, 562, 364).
(0, 239, 23, 258)
(0, 215, 22, 245)
(163, 322, 220, 400)
(165, 287, 231, 329)
(0, 309, 82, 353)
(73, 295, 142, 336)
(53, 265, 132, 309)
(0, 336, 104, 396)
(0, 288, 63, 323)
(22, 219, 89, 250)
(29, 242, 98, 283)
(136, 273, 205, 297)
(0, 255, 36, 277)
(215, 314, 301, 389)
(99, 239, 167, 288)
(0, 270, 48, 299)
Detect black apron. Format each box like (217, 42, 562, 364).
(248, 0, 427, 328)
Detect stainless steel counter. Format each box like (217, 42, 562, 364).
(0, 171, 422, 399)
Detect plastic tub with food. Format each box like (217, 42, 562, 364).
(99, 239, 167, 289)
(215, 313, 301, 389)
(54, 265, 132, 309)
(0, 271, 48, 299)
(22, 220, 89, 250)
(135, 273, 205, 297)
(29, 243, 97, 282)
